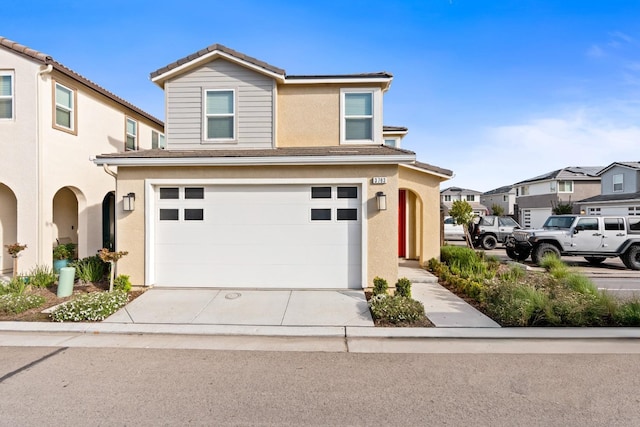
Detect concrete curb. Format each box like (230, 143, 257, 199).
(2, 321, 640, 339)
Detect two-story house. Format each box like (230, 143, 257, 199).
(93, 43, 453, 289)
(579, 162, 640, 216)
(0, 37, 164, 276)
(440, 187, 488, 216)
(480, 185, 516, 215)
(514, 166, 602, 228)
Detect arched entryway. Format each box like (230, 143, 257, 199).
(0, 183, 18, 274)
(398, 188, 423, 260)
(52, 187, 79, 255)
(102, 192, 115, 251)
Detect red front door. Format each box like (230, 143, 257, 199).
(398, 190, 406, 257)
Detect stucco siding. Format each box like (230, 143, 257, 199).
(115, 164, 399, 288)
(165, 59, 274, 149)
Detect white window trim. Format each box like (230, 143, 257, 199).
(53, 81, 77, 133)
(340, 88, 382, 145)
(152, 131, 166, 149)
(384, 137, 400, 148)
(558, 180, 573, 193)
(125, 117, 138, 151)
(203, 88, 236, 143)
(0, 70, 14, 120)
(613, 174, 624, 193)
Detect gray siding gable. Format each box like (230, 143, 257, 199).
(165, 58, 274, 149)
(600, 165, 640, 195)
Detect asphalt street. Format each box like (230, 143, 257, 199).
(2, 347, 640, 426)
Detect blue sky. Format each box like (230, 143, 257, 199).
(5, 0, 640, 191)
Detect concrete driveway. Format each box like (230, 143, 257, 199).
(105, 288, 374, 327)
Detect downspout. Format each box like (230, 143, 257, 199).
(36, 64, 53, 266)
(102, 163, 117, 179)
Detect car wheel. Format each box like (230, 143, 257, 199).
(621, 245, 640, 270)
(480, 235, 498, 250)
(584, 256, 606, 266)
(506, 247, 530, 261)
(531, 243, 560, 265)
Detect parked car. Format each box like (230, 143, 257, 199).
(470, 215, 522, 250)
(506, 215, 640, 269)
(444, 216, 466, 241)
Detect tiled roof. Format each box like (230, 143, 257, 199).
(0, 36, 163, 127)
(413, 161, 453, 178)
(514, 166, 603, 185)
(383, 126, 408, 133)
(441, 186, 483, 194)
(597, 162, 640, 176)
(150, 43, 393, 86)
(483, 185, 514, 195)
(96, 144, 415, 159)
(150, 43, 285, 80)
(580, 191, 640, 203)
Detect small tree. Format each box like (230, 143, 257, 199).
(491, 204, 505, 216)
(551, 199, 573, 215)
(98, 248, 129, 292)
(449, 200, 475, 248)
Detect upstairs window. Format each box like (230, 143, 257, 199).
(384, 138, 399, 148)
(126, 118, 137, 151)
(54, 81, 76, 133)
(558, 181, 573, 193)
(0, 72, 13, 120)
(341, 89, 380, 144)
(613, 174, 623, 192)
(444, 195, 451, 202)
(152, 131, 166, 149)
(466, 195, 475, 202)
(205, 90, 234, 140)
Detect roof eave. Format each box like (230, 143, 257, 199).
(94, 154, 416, 167)
(151, 50, 286, 88)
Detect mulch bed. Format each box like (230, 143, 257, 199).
(0, 281, 145, 322)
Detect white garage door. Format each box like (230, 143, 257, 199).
(153, 184, 362, 288)
(521, 208, 552, 229)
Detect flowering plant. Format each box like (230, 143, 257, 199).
(5, 243, 27, 258)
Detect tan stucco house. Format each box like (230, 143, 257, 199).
(94, 44, 452, 289)
(0, 37, 164, 275)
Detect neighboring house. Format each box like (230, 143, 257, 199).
(440, 187, 488, 216)
(514, 166, 602, 228)
(481, 185, 516, 215)
(0, 37, 164, 275)
(93, 43, 453, 289)
(579, 162, 640, 216)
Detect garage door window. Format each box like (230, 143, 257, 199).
(185, 209, 204, 221)
(337, 208, 357, 221)
(185, 188, 204, 199)
(311, 187, 332, 199)
(159, 209, 179, 221)
(311, 209, 332, 221)
(337, 187, 357, 198)
(160, 188, 179, 199)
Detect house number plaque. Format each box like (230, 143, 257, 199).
(372, 177, 387, 184)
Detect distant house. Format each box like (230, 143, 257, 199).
(93, 43, 453, 289)
(481, 185, 516, 215)
(441, 187, 488, 216)
(514, 166, 603, 228)
(0, 36, 163, 276)
(579, 162, 640, 216)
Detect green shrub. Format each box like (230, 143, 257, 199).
(373, 276, 388, 296)
(539, 254, 566, 273)
(27, 265, 57, 288)
(0, 277, 28, 295)
(50, 290, 129, 322)
(499, 264, 526, 282)
(0, 294, 46, 314)
(614, 299, 640, 326)
(113, 274, 132, 292)
(71, 255, 107, 283)
(368, 294, 425, 324)
(395, 277, 412, 298)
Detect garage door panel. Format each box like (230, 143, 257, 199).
(154, 184, 362, 288)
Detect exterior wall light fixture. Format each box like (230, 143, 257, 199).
(123, 192, 136, 211)
(376, 191, 387, 211)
